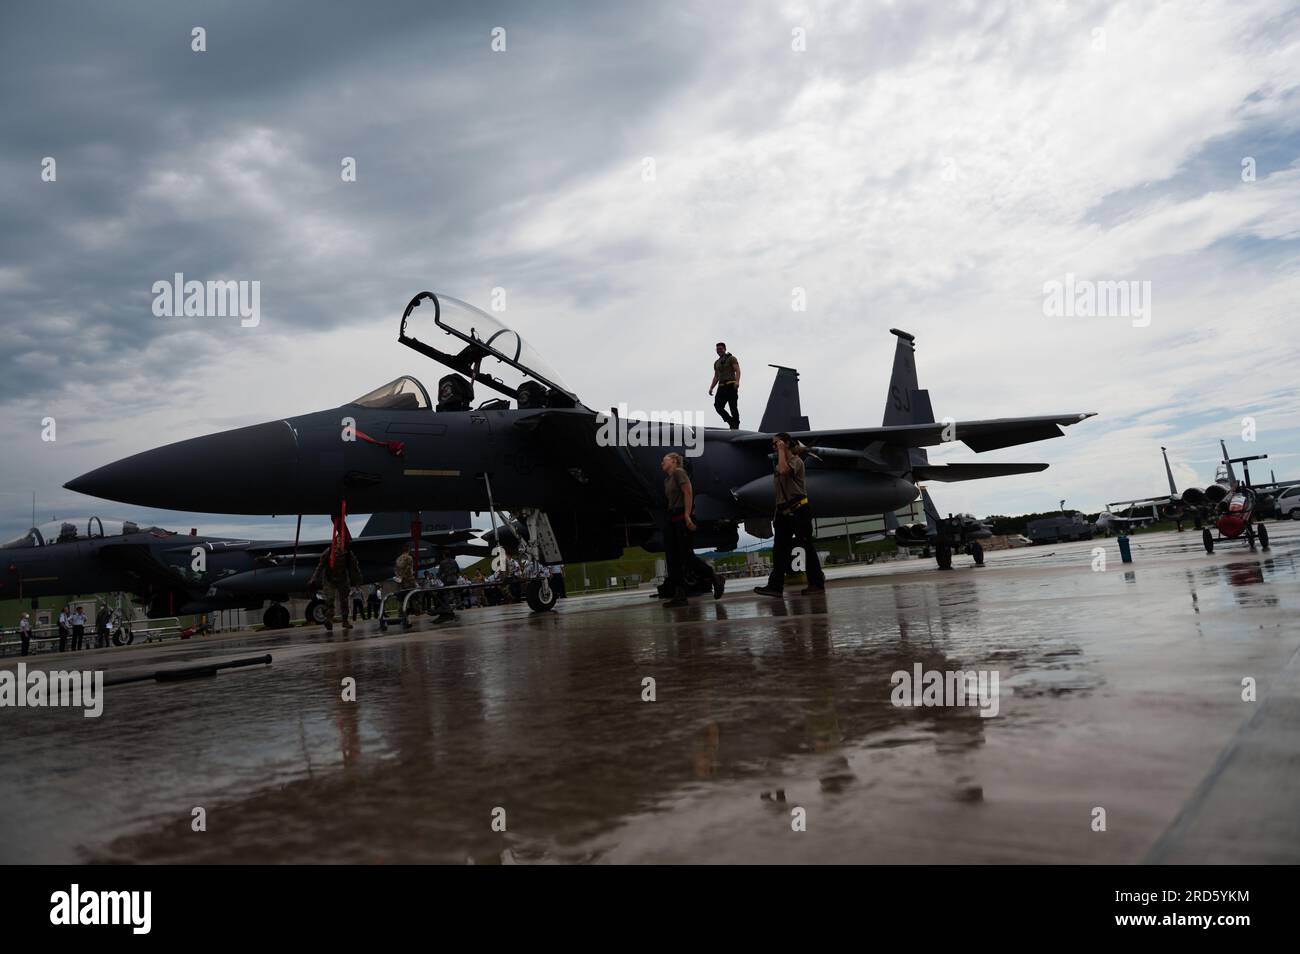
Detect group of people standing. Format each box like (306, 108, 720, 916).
(349, 584, 384, 621)
(658, 342, 826, 607)
(14, 604, 119, 656)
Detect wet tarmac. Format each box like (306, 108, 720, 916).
(2, 523, 1298, 864)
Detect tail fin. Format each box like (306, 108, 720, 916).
(760, 365, 811, 433)
(883, 329, 934, 468)
(1161, 446, 1177, 496)
(1219, 440, 1238, 489)
(360, 510, 471, 537)
(920, 486, 942, 535)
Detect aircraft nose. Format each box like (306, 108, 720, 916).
(64, 420, 300, 514)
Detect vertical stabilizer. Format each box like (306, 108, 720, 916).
(883, 329, 934, 468)
(1161, 446, 1178, 496)
(759, 365, 811, 433)
(1219, 440, 1238, 490)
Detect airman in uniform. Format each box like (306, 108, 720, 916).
(309, 536, 364, 631)
(394, 549, 415, 589)
(754, 432, 826, 598)
(661, 452, 724, 607)
(708, 342, 741, 429)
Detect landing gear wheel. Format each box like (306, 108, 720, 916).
(1258, 522, 1269, 549)
(936, 540, 953, 571)
(263, 604, 291, 630)
(111, 626, 134, 647)
(970, 541, 985, 566)
(525, 577, 558, 613)
(305, 598, 328, 625)
(1202, 528, 1214, 554)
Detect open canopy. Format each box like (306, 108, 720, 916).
(398, 291, 578, 406)
(0, 517, 171, 549)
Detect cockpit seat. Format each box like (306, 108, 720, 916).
(436, 374, 473, 412)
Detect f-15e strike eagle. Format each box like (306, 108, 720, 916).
(66, 291, 1095, 610)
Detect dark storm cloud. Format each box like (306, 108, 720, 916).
(0, 0, 712, 402)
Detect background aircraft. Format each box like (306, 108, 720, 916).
(1101, 446, 1193, 533)
(65, 291, 1094, 610)
(1, 511, 480, 630)
(890, 488, 993, 569)
(1103, 441, 1291, 545)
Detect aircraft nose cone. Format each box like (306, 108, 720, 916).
(65, 420, 299, 514)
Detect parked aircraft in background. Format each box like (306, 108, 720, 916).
(0, 512, 481, 629)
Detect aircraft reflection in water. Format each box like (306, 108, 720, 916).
(0, 512, 480, 629)
(81, 583, 1012, 864)
(66, 291, 1094, 611)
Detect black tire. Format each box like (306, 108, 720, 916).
(971, 541, 985, 566)
(1202, 528, 1214, 554)
(525, 577, 558, 612)
(936, 540, 953, 571)
(111, 626, 134, 647)
(1258, 522, 1269, 549)
(263, 604, 291, 630)
(305, 598, 328, 625)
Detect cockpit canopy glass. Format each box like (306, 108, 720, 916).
(400, 292, 575, 405)
(0, 517, 167, 548)
(350, 376, 431, 410)
(436, 295, 568, 392)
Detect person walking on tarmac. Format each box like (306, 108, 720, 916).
(308, 533, 364, 632)
(661, 452, 725, 607)
(708, 342, 741, 429)
(754, 433, 826, 598)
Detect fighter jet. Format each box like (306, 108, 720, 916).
(1101, 446, 1195, 533)
(1, 511, 481, 631)
(65, 291, 1095, 610)
(890, 488, 994, 568)
(1103, 442, 1286, 539)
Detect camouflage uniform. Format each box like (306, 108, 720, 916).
(395, 551, 415, 588)
(311, 541, 363, 631)
(394, 550, 419, 615)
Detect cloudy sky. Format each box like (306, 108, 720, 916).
(2, 0, 1299, 544)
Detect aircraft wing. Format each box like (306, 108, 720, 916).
(239, 529, 483, 563)
(732, 413, 1095, 453)
(913, 463, 1049, 481)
